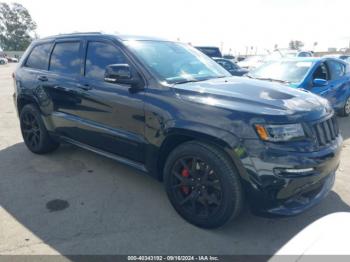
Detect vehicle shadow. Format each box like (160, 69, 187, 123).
(0, 142, 349, 257)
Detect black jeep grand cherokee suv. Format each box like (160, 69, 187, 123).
(13, 33, 342, 228)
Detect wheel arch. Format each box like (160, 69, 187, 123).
(17, 95, 40, 115)
(156, 126, 248, 182)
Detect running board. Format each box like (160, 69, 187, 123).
(60, 136, 148, 172)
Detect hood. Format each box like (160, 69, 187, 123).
(172, 77, 331, 117)
(288, 82, 302, 88)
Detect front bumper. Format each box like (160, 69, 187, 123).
(243, 135, 342, 216)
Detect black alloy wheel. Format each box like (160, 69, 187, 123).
(170, 157, 222, 218)
(20, 104, 59, 154)
(21, 110, 41, 150)
(164, 141, 243, 228)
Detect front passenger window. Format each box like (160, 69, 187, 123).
(85, 42, 128, 81)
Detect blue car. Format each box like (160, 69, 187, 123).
(248, 57, 350, 116)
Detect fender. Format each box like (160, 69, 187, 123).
(164, 119, 240, 148)
(145, 119, 251, 182)
(16, 93, 40, 115)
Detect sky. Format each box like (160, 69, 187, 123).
(4, 0, 350, 55)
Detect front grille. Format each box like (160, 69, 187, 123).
(313, 116, 339, 146)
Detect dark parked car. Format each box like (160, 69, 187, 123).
(223, 54, 235, 60)
(195, 46, 222, 58)
(237, 56, 246, 62)
(213, 57, 249, 76)
(14, 33, 342, 228)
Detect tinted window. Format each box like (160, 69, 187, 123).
(85, 42, 127, 80)
(327, 60, 345, 80)
(25, 43, 52, 70)
(196, 47, 222, 58)
(217, 60, 234, 70)
(312, 63, 329, 80)
(49, 42, 81, 75)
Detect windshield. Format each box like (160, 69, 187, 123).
(249, 60, 313, 83)
(124, 40, 230, 84)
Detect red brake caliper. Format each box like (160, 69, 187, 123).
(181, 168, 190, 194)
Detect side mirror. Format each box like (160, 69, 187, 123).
(104, 64, 143, 91)
(104, 64, 132, 83)
(313, 78, 328, 87)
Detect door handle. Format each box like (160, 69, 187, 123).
(37, 75, 48, 82)
(77, 83, 92, 91)
(52, 86, 76, 93)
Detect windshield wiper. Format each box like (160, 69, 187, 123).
(259, 77, 290, 84)
(173, 79, 202, 84)
(212, 75, 227, 79)
(173, 76, 226, 85)
(248, 76, 290, 84)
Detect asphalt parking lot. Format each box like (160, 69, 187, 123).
(0, 63, 350, 255)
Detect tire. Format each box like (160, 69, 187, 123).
(0, 60, 5, 65)
(20, 104, 59, 154)
(163, 141, 243, 229)
(339, 96, 350, 117)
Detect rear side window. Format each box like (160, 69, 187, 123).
(327, 60, 345, 80)
(49, 42, 81, 75)
(25, 43, 52, 70)
(85, 41, 127, 80)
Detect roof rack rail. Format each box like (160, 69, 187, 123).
(57, 31, 102, 36)
(39, 32, 105, 41)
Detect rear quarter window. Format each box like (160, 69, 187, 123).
(25, 43, 53, 70)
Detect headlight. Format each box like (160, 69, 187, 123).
(254, 123, 305, 142)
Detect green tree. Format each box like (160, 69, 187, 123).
(0, 2, 37, 51)
(289, 40, 304, 50)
